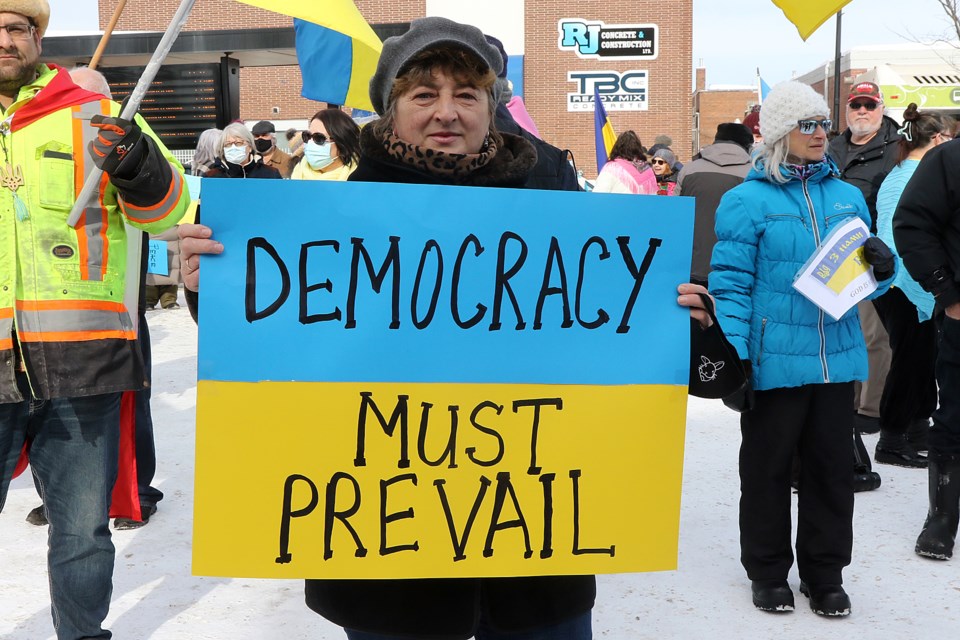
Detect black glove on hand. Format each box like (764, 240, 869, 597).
(862, 236, 895, 282)
(88, 115, 145, 178)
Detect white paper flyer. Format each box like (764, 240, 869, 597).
(792, 217, 877, 320)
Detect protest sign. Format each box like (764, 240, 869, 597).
(193, 179, 694, 580)
(146, 239, 168, 275)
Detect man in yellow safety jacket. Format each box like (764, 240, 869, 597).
(0, 2, 189, 638)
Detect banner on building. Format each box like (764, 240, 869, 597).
(568, 70, 649, 112)
(558, 19, 658, 60)
(192, 180, 694, 580)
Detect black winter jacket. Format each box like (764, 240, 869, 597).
(304, 124, 597, 638)
(828, 115, 902, 230)
(893, 139, 960, 309)
(494, 104, 581, 192)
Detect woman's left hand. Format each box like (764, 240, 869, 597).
(677, 283, 714, 328)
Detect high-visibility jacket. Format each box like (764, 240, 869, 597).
(0, 64, 189, 402)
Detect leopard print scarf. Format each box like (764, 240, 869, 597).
(383, 131, 497, 180)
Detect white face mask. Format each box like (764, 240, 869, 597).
(224, 143, 249, 165)
(305, 140, 336, 170)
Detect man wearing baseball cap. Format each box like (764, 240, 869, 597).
(828, 81, 914, 472)
(0, 2, 189, 638)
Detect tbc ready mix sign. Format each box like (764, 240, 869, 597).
(192, 180, 693, 580)
(559, 18, 654, 112)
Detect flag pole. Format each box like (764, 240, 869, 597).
(88, 0, 129, 70)
(67, 0, 198, 227)
(832, 10, 843, 133)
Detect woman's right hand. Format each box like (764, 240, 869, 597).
(178, 224, 223, 292)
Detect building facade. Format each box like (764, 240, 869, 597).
(85, 0, 694, 177)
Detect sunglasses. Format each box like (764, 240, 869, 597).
(796, 119, 832, 135)
(651, 159, 669, 166)
(848, 100, 878, 111)
(301, 131, 329, 145)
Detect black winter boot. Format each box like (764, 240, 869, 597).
(916, 458, 960, 560)
(875, 431, 927, 468)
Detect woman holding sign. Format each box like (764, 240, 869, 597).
(180, 16, 721, 640)
(710, 82, 896, 618)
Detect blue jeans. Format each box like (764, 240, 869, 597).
(344, 610, 593, 640)
(0, 374, 120, 640)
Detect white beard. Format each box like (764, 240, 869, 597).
(848, 119, 881, 139)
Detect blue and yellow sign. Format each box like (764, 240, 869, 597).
(193, 179, 694, 580)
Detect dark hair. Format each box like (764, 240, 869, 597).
(898, 103, 953, 163)
(609, 130, 646, 162)
(311, 108, 361, 167)
(285, 127, 298, 142)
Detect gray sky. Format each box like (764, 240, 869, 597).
(46, 0, 954, 87)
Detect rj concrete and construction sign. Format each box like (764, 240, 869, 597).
(558, 18, 658, 60)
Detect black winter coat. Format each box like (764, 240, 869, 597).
(828, 115, 902, 230)
(893, 139, 960, 309)
(304, 124, 597, 638)
(494, 104, 581, 192)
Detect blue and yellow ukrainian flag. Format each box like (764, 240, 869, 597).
(237, 0, 382, 111)
(772, 0, 852, 40)
(594, 88, 616, 172)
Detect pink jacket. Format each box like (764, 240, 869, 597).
(593, 159, 658, 194)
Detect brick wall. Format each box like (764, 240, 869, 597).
(525, 1, 693, 176)
(696, 90, 757, 148)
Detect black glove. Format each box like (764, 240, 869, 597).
(862, 236, 895, 282)
(88, 115, 145, 178)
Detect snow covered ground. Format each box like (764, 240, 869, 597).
(1, 298, 958, 639)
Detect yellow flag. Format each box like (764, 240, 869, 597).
(772, 0, 853, 40)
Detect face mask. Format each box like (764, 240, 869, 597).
(305, 140, 335, 170)
(254, 138, 274, 154)
(224, 144, 249, 165)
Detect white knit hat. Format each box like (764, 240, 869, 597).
(759, 81, 830, 144)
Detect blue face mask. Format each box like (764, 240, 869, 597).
(224, 144, 249, 165)
(305, 140, 336, 170)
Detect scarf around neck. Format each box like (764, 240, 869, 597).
(382, 130, 497, 181)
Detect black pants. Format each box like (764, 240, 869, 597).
(740, 383, 854, 585)
(933, 315, 960, 459)
(873, 288, 938, 434)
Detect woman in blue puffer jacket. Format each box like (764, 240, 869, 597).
(710, 82, 896, 618)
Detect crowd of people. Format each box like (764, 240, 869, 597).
(2, 1, 960, 639)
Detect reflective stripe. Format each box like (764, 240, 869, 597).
(16, 307, 134, 335)
(17, 300, 127, 312)
(72, 101, 112, 281)
(122, 168, 185, 224)
(0, 316, 11, 350)
(0, 307, 11, 319)
(18, 329, 136, 343)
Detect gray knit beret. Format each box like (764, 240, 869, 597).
(369, 17, 503, 115)
(759, 81, 830, 144)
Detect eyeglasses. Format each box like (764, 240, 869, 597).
(651, 159, 668, 166)
(796, 119, 832, 135)
(848, 100, 878, 111)
(302, 131, 328, 145)
(939, 131, 954, 141)
(0, 23, 35, 40)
